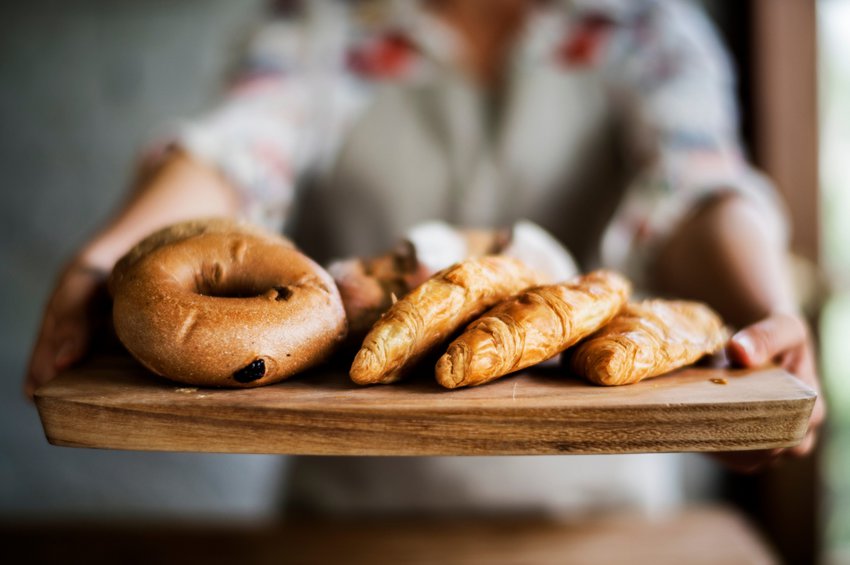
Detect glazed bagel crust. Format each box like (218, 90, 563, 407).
(110, 220, 347, 387)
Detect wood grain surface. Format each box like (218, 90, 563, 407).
(34, 356, 816, 456)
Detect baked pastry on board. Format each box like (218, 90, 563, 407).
(110, 219, 347, 387)
(570, 299, 727, 386)
(331, 220, 578, 342)
(350, 256, 544, 384)
(436, 270, 631, 388)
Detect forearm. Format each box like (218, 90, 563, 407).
(78, 150, 239, 271)
(652, 194, 796, 328)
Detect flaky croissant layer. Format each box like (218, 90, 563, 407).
(570, 299, 727, 386)
(436, 270, 631, 388)
(350, 256, 544, 385)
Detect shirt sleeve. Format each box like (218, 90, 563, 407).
(148, 18, 321, 233)
(597, 0, 789, 285)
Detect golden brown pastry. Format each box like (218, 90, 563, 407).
(330, 228, 513, 343)
(349, 256, 543, 384)
(110, 218, 347, 387)
(329, 241, 431, 341)
(435, 270, 631, 388)
(570, 299, 727, 386)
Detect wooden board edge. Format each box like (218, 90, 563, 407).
(35, 394, 815, 456)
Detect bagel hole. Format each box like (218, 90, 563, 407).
(196, 278, 281, 299)
(197, 285, 269, 298)
(192, 262, 297, 300)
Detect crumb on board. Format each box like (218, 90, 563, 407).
(710, 378, 728, 385)
(174, 387, 199, 393)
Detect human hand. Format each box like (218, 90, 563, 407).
(24, 260, 111, 400)
(713, 313, 825, 473)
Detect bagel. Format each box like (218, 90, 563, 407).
(109, 219, 347, 387)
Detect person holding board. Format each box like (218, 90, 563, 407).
(26, 0, 823, 515)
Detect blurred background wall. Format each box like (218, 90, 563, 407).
(0, 0, 290, 520)
(819, 2, 850, 562)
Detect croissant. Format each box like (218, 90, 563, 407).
(435, 270, 631, 388)
(570, 299, 727, 386)
(350, 256, 543, 384)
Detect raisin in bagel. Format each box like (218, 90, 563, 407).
(109, 218, 347, 387)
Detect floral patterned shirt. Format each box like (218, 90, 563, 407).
(161, 0, 785, 287)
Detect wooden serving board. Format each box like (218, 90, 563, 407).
(35, 356, 815, 456)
